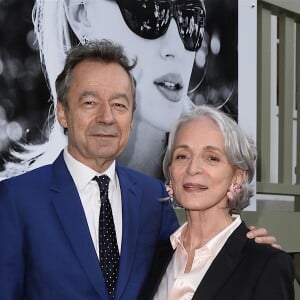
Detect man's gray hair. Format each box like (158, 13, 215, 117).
(55, 39, 137, 111)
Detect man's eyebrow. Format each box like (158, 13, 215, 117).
(110, 92, 130, 102)
(78, 90, 99, 101)
(78, 91, 130, 102)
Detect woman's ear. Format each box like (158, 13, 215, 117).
(64, 0, 91, 43)
(227, 169, 246, 200)
(234, 169, 247, 186)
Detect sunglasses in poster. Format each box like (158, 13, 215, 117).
(116, 0, 206, 51)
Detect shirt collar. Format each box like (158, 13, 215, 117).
(63, 148, 117, 191)
(170, 214, 242, 255)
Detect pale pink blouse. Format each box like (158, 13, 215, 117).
(154, 215, 241, 300)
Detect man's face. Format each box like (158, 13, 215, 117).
(57, 59, 133, 171)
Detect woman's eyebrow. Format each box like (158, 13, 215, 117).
(173, 144, 190, 151)
(203, 145, 223, 152)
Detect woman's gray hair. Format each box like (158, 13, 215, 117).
(163, 105, 257, 213)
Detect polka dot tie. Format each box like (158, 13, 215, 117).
(94, 175, 119, 299)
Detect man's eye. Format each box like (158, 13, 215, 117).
(84, 100, 95, 106)
(113, 102, 128, 110)
(115, 103, 125, 108)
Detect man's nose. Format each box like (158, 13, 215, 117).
(96, 103, 115, 124)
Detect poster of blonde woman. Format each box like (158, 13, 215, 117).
(0, 0, 256, 181)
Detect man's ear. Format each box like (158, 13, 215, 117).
(64, 0, 91, 43)
(57, 101, 68, 130)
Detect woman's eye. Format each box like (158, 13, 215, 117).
(207, 155, 219, 162)
(175, 154, 187, 160)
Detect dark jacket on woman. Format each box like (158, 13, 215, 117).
(140, 221, 294, 300)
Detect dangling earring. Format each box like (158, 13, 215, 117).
(166, 182, 183, 209)
(169, 196, 184, 209)
(81, 35, 89, 45)
(227, 183, 241, 200)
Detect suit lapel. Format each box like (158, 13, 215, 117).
(141, 240, 174, 300)
(192, 222, 249, 300)
(114, 167, 141, 299)
(152, 241, 174, 294)
(50, 153, 109, 299)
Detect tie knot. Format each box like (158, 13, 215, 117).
(93, 175, 110, 199)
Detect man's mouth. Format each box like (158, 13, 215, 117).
(89, 128, 118, 139)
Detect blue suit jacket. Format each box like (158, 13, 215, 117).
(0, 152, 179, 300)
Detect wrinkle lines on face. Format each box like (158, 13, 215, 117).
(169, 117, 237, 214)
(58, 60, 134, 172)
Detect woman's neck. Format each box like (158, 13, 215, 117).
(183, 209, 233, 251)
(182, 210, 233, 273)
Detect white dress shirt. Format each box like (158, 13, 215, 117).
(63, 149, 122, 256)
(154, 215, 242, 300)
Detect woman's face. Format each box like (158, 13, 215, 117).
(169, 117, 238, 212)
(70, 0, 197, 131)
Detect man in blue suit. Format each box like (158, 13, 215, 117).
(0, 40, 278, 300)
(0, 40, 178, 300)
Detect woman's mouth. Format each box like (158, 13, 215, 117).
(183, 183, 208, 191)
(154, 73, 184, 102)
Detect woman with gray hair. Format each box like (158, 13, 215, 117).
(140, 105, 294, 299)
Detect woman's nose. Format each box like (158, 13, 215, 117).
(188, 158, 204, 175)
(159, 19, 186, 59)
